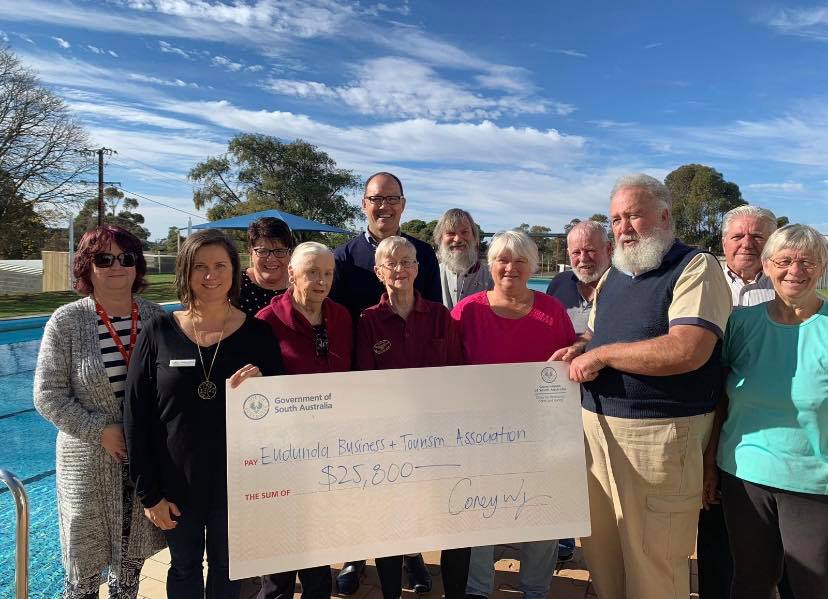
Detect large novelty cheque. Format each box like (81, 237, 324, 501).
(226, 361, 590, 579)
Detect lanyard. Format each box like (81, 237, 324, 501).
(95, 299, 139, 367)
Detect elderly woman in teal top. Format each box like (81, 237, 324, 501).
(706, 224, 828, 599)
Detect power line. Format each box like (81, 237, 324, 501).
(116, 186, 207, 220)
(109, 159, 190, 186)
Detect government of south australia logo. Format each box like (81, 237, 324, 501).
(540, 367, 557, 384)
(243, 394, 270, 420)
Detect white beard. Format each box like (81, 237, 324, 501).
(612, 229, 674, 275)
(438, 243, 479, 274)
(572, 266, 607, 284)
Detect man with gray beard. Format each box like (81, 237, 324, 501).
(434, 208, 493, 309)
(552, 174, 731, 599)
(546, 220, 613, 334)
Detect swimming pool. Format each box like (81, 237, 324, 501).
(0, 280, 554, 596)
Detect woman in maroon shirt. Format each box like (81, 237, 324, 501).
(255, 241, 352, 599)
(355, 235, 468, 599)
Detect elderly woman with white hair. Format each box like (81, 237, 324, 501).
(451, 229, 576, 599)
(704, 224, 828, 598)
(255, 241, 353, 599)
(354, 235, 469, 599)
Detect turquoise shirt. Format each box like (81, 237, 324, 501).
(718, 301, 828, 495)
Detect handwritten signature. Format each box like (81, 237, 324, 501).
(448, 477, 552, 520)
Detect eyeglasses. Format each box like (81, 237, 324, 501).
(252, 247, 291, 259)
(768, 257, 820, 271)
(313, 324, 329, 358)
(364, 195, 403, 206)
(380, 260, 418, 270)
(93, 252, 137, 268)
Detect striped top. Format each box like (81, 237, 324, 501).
(97, 314, 141, 399)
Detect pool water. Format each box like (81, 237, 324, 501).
(0, 281, 553, 597)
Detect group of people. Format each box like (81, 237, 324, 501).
(33, 170, 826, 599)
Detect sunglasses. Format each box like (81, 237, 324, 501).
(93, 252, 138, 268)
(313, 324, 329, 358)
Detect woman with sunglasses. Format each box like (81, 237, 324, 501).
(353, 235, 470, 599)
(254, 241, 352, 599)
(236, 217, 295, 316)
(704, 224, 828, 598)
(34, 225, 166, 599)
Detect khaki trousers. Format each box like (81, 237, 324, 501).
(580, 409, 713, 599)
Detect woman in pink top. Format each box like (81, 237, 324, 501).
(451, 229, 575, 599)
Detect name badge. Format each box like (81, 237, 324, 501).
(169, 359, 197, 367)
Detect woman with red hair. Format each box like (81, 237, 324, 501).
(35, 225, 166, 598)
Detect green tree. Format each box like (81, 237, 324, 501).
(73, 188, 150, 244)
(563, 218, 581, 234)
(0, 168, 49, 258)
(188, 134, 363, 228)
(665, 164, 745, 251)
(401, 219, 438, 244)
(776, 216, 789, 228)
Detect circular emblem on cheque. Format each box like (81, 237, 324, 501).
(540, 366, 558, 384)
(243, 394, 270, 420)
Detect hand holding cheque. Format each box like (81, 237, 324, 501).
(225, 361, 589, 579)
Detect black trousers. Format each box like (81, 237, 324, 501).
(720, 471, 828, 599)
(697, 500, 734, 599)
(258, 566, 332, 599)
(375, 548, 470, 599)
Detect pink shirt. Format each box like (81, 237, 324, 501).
(450, 290, 576, 365)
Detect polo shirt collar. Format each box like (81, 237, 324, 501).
(365, 228, 402, 248)
(376, 290, 428, 319)
(272, 288, 330, 333)
(726, 267, 764, 285)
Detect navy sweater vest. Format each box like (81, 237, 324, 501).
(583, 241, 723, 418)
(329, 232, 442, 321)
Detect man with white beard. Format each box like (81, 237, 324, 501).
(552, 174, 731, 599)
(546, 220, 612, 335)
(434, 208, 493, 309)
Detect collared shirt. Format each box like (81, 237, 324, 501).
(724, 267, 775, 308)
(545, 271, 593, 335)
(440, 260, 494, 310)
(255, 291, 353, 375)
(355, 292, 462, 370)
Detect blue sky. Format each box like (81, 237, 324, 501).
(2, 0, 828, 240)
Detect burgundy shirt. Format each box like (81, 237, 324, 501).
(256, 291, 353, 374)
(355, 292, 463, 370)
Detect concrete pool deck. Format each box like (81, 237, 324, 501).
(101, 546, 708, 599)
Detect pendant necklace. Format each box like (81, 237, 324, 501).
(191, 304, 229, 400)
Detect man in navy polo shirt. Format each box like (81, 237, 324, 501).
(329, 172, 440, 595)
(553, 174, 731, 599)
(546, 220, 612, 335)
(330, 171, 441, 321)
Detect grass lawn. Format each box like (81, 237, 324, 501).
(0, 274, 178, 319)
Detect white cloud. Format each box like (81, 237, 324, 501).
(246, 64, 264, 72)
(67, 98, 204, 131)
(87, 45, 103, 54)
(158, 98, 585, 170)
(761, 6, 828, 41)
(644, 42, 663, 49)
(211, 55, 243, 71)
(128, 73, 200, 88)
(13, 32, 35, 44)
(746, 182, 805, 192)
(0, 30, 8, 43)
(265, 57, 564, 120)
(590, 120, 638, 129)
(555, 49, 588, 58)
(365, 2, 411, 17)
(108, 50, 119, 58)
(52, 36, 70, 49)
(158, 40, 191, 58)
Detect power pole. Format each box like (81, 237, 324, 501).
(79, 147, 117, 225)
